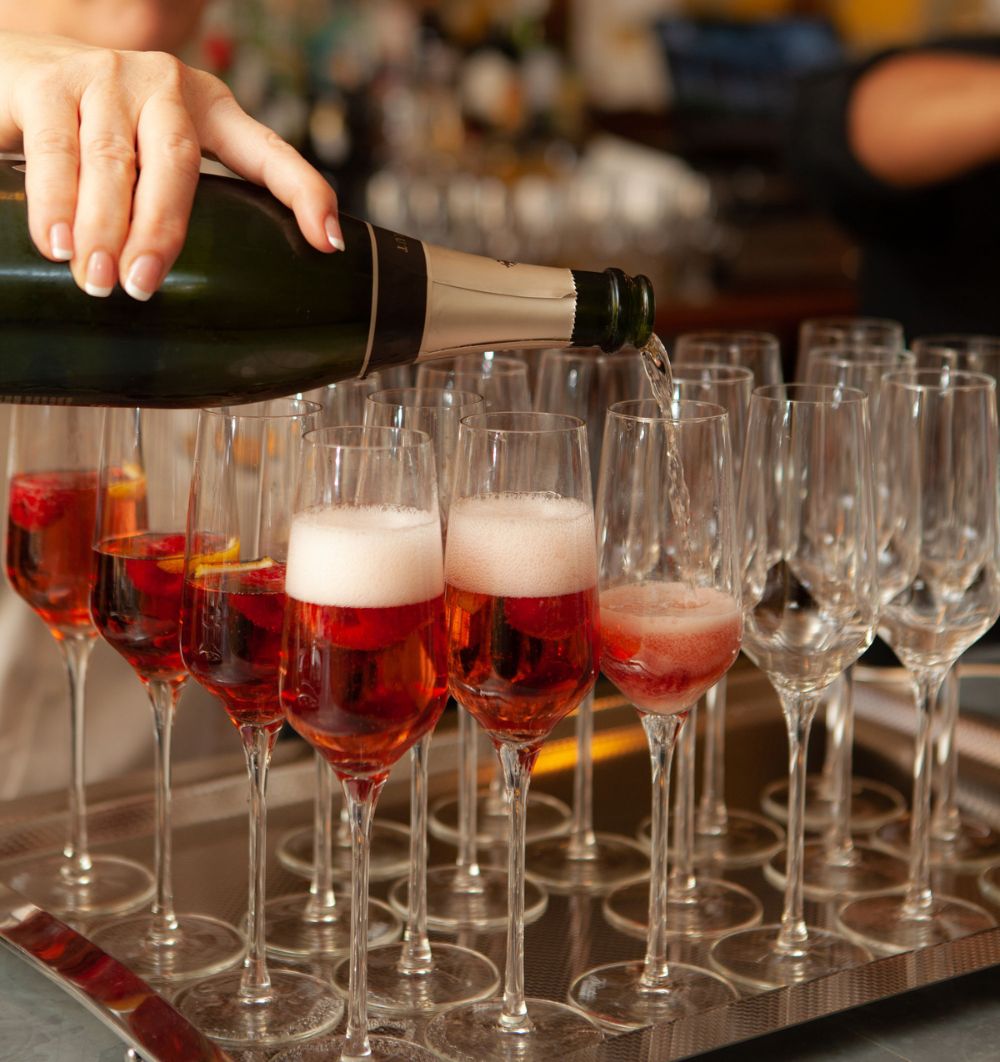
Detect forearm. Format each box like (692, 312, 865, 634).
(849, 51, 1000, 188)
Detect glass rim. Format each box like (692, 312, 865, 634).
(800, 315, 903, 333)
(419, 354, 529, 376)
(809, 348, 915, 368)
(911, 333, 1000, 351)
(670, 362, 755, 382)
(200, 397, 322, 420)
(367, 386, 485, 410)
(459, 410, 586, 434)
(752, 383, 868, 405)
(677, 329, 779, 348)
(881, 368, 997, 393)
(303, 423, 434, 451)
(606, 397, 728, 424)
(537, 345, 640, 363)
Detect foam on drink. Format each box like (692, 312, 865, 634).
(286, 504, 443, 607)
(445, 493, 596, 597)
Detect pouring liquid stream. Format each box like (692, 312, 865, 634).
(639, 335, 697, 597)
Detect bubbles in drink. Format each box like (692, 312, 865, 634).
(286, 505, 443, 607)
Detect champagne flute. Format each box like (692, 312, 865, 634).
(425, 412, 605, 1061)
(795, 316, 905, 381)
(276, 424, 451, 1062)
(89, 409, 244, 981)
(608, 369, 762, 939)
(525, 346, 650, 893)
(710, 384, 878, 990)
(839, 370, 1000, 953)
(4, 406, 154, 918)
(174, 399, 342, 1048)
(674, 330, 784, 387)
(569, 399, 742, 1030)
(279, 372, 411, 886)
(359, 387, 500, 1012)
(419, 353, 573, 850)
(757, 351, 911, 901)
(876, 334, 1000, 872)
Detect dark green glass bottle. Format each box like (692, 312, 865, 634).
(0, 163, 654, 407)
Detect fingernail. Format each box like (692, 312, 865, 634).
(49, 223, 73, 262)
(124, 254, 163, 302)
(84, 251, 115, 297)
(325, 216, 346, 252)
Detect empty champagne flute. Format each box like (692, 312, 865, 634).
(526, 346, 650, 893)
(569, 399, 742, 1030)
(275, 424, 450, 1062)
(4, 406, 154, 918)
(710, 384, 878, 990)
(795, 316, 904, 381)
(90, 409, 244, 981)
(174, 399, 342, 1048)
(425, 412, 605, 1061)
(359, 387, 500, 1012)
(839, 370, 1000, 953)
(674, 330, 784, 388)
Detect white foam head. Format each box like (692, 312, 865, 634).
(445, 493, 596, 598)
(286, 505, 444, 607)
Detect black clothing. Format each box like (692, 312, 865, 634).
(788, 37, 1000, 339)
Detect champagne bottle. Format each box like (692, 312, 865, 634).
(0, 162, 653, 407)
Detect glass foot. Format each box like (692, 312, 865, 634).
(335, 941, 500, 1015)
(425, 997, 604, 1062)
(395, 865, 547, 932)
(174, 967, 342, 1048)
(262, 892, 401, 959)
(709, 925, 872, 991)
(7, 854, 154, 920)
(765, 841, 908, 901)
(524, 832, 648, 894)
(980, 863, 1000, 906)
(838, 893, 996, 955)
(603, 877, 761, 941)
(273, 1034, 444, 1061)
(276, 818, 411, 882)
(876, 813, 1000, 871)
(428, 790, 571, 847)
(637, 809, 785, 868)
(760, 775, 905, 833)
(568, 959, 737, 1031)
(91, 912, 243, 983)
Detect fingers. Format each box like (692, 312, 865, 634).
(71, 54, 137, 296)
(119, 87, 202, 300)
(193, 79, 344, 253)
(19, 89, 81, 262)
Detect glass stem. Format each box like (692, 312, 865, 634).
(59, 635, 96, 889)
(668, 703, 697, 897)
(238, 724, 279, 1004)
(455, 706, 484, 892)
(399, 733, 433, 974)
(342, 776, 384, 1062)
(931, 665, 961, 844)
(304, 752, 337, 922)
(497, 741, 539, 1035)
(904, 670, 947, 918)
(639, 711, 684, 988)
(819, 678, 843, 801)
(775, 688, 821, 955)
(567, 691, 597, 859)
(823, 667, 857, 867)
(697, 678, 728, 837)
(145, 679, 183, 945)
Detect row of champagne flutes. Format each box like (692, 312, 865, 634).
(5, 324, 1000, 1058)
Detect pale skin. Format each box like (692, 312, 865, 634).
(0, 1, 344, 301)
(850, 51, 1000, 189)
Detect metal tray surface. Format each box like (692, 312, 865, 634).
(1, 661, 998, 1061)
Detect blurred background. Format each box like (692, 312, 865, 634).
(181, 0, 1000, 355)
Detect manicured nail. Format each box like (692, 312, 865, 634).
(325, 216, 346, 252)
(84, 250, 115, 297)
(49, 223, 73, 262)
(124, 254, 163, 302)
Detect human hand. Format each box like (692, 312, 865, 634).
(0, 31, 344, 300)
